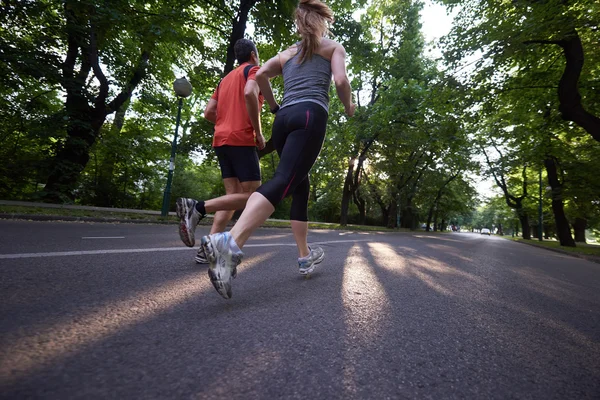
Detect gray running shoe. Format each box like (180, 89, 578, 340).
(298, 246, 324, 275)
(201, 232, 243, 299)
(195, 245, 208, 264)
(176, 198, 203, 247)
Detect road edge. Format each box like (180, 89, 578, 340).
(509, 238, 600, 265)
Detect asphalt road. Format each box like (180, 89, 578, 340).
(0, 220, 599, 399)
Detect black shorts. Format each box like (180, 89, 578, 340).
(214, 145, 261, 182)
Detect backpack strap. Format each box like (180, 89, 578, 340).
(243, 64, 256, 81)
(216, 64, 256, 97)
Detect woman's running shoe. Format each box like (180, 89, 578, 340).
(195, 245, 209, 264)
(201, 232, 243, 299)
(298, 246, 325, 275)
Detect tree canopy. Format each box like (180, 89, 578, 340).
(1, 0, 598, 246)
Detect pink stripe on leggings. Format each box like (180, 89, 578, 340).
(281, 173, 296, 200)
(305, 110, 310, 129)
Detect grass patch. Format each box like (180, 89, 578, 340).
(0, 205, 175, 222)
(506, 236, 600, 257)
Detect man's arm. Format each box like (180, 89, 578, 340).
(204, 99, 217, 123)
(244, 79, 265, 150)
(331, 44, 355, 117)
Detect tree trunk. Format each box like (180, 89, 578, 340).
(526, 32, 600, 142)
(573, 217, 587, 243)
(519, 213, 531, 240)
(356, 197, 366, 225)
(223, 0, 259, 74)
(544, 224, 551, 240)
(387, 201, 397, 229)
(44, 5, 150, 202)
(497, 223, 504, 236)
(96, 99, 130, 207)
(400, 195, 413, 229)
(340, 161, 354, 226)
(554, 33, 600, 142)
(544, 157, 576, 247)
(43, 106, 102, 202)
(379, 204, 390, 228)
(375, 196, 391, 228)
(425, 173, 458, 232)
(426, 204, 434, 232)
(400, 208, 409, 229)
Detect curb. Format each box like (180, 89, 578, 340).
(512, 239, 600, 265)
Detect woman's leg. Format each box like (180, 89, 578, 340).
(229, 192, 275, 248)
(230, 103, 327, 250)
(204, 104, 327, 298)
(291, 221, 309, 257)
(290, 177, 310, 257)
(207, 179, 262, 234)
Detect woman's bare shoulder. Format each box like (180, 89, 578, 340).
(317, 38, 343, 59)
(278, 44, 299, 65)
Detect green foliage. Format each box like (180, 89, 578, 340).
(2, 0, 597, 237)
(436, 0, 600, 244)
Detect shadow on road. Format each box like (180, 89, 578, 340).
(1, 234, 599, 399)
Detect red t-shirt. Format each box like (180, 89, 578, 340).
(211, 63, 264, 147)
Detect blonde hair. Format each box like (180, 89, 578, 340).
(295, 0, 334, 63)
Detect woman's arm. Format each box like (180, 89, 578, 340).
(255, 55, 283, 112)
(331, 44, 355, 117)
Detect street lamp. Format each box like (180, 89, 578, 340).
(538, 166, 543, 241)
(161, 77, 193, 217)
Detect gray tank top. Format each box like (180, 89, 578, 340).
(280, 49, 332, 113)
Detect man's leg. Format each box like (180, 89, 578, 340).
(210, 178, 242, 235)
(196, 179, 261, 263)
(178, 187, 250, 248)
(215, 179, 261, 232)
(209, 178, 261, 234)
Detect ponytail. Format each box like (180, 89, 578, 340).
(295, 0, 334, 63)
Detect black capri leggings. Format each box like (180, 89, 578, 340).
(256, 101, 328, 221)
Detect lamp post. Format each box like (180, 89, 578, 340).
(538, 166, 543, 241)
(161, 77, 193, 217)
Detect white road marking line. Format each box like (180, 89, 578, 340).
(0, 239, 374, 259)
(312, 239, 374, 246)
(82, 236, 125, 239)
(0, 248, 190, 259)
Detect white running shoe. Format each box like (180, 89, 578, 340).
(201, 232, 243, 299)
(298, 246, 324, 275)
(195, 245, 209, 264)
(176, 198, 203, 247)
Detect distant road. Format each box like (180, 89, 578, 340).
(1, 220, 599, 399)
